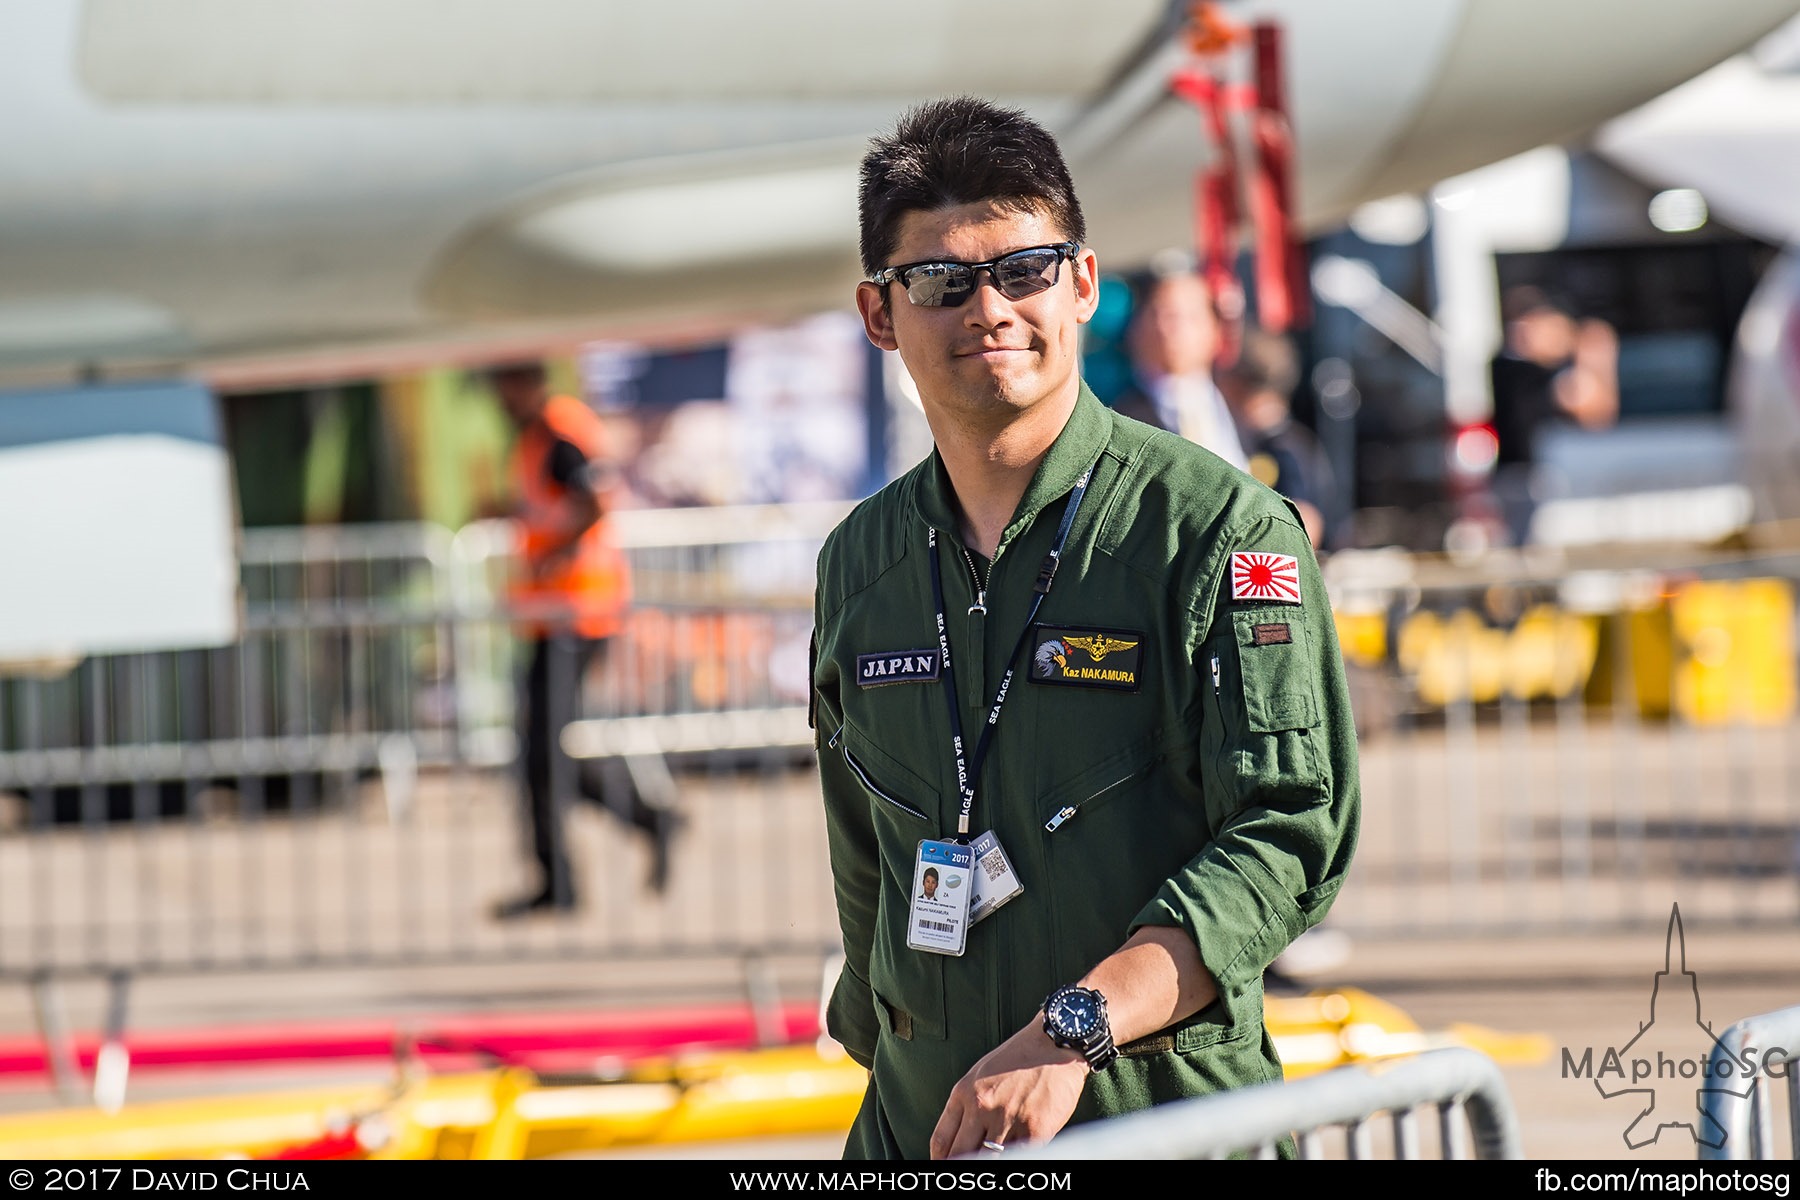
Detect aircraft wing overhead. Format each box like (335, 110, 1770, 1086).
(1596, 46, 1800, 248)
(77, 0, 1170, 104)
(1, 0, 1797, 383)
(1066, 0, 1800, 267)
(1318, 0, 1800, 211)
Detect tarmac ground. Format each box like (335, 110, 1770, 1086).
(2, 922, 1795, 1161)
(0, 710, 1797, 1162)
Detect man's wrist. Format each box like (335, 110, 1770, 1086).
(1032, 1022, 1091, 1071)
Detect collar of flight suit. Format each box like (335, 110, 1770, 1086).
(911, 379, 1112, 550)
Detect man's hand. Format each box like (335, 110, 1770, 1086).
(929, 1021, 1088, 1159)
(1555, 317, 1619, 430)
(928, 925, 1217, 1158)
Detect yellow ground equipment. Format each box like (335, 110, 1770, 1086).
(1390, 576, 1796, 723)
(0, 989, 1550, 1160)
(1398, 605, 1601, 708)
(1669, 577, 1795, 725)
(1266, 988, 1552, 1079)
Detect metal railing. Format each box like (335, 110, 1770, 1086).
(1326, 542, 1800, 938)
(1004, 1046, 1521, 1160)
(0, 510, 844, 990)
(1701, 1003, 1800, 1160)
(3, 515, 1798, 987)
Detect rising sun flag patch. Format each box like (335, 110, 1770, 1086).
(1230, 551, 1301, 603)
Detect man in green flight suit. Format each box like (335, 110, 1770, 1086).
(810, 96, 1360, 1160)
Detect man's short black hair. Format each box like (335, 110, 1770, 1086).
(484, 359, 547, 385)
(1501, 284, 1575, 324)
(858, 96, 1086, 277)
(923, 867, 939, 882)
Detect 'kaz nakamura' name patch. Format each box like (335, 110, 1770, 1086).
(856, 649, 941, 687)
(1028, 625, 1145, 692)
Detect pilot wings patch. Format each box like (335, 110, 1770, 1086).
(1061, 633, 1138, 662)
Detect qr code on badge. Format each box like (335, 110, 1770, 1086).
(980, 849, 1009, 881)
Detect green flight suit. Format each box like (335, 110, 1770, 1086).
(810, 382, 1360, 1159)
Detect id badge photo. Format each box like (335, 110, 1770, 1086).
(907, 839, 974, 956)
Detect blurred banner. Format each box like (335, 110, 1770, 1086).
(0, 380, 238, 665)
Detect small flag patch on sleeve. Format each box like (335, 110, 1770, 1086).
(1230, 551, 1301, 603)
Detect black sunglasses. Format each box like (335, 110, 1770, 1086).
(872, 242, 1080, 308)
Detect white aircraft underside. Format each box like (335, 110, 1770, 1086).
(1, 0, 1796, 386)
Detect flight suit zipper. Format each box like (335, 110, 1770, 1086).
(952, 539, 991, 759)
(1042, 762, 1154, 832)
(847, 750, 930, 822)
(829, 722, 929, 822)
(960, 547, 990, 616)
(959, 546, 989, 736)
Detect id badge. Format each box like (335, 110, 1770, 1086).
(968, 829, 1024, 925)
(908, 839, 974, 956)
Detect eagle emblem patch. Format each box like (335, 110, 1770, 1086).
(1029, 625, 1144, 692)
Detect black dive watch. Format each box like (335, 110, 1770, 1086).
(1042, 984, 1118, 1072)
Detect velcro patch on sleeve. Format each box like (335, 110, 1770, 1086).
(1230, 551, 1301, 604)
(1251, 622, 1293, 646)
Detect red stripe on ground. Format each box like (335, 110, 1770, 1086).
(0, 1003, 822, 1076)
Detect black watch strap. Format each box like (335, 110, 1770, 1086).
(1081, 1028, 1118, 1072)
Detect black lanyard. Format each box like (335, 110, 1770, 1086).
(927, 467, 1091, 835)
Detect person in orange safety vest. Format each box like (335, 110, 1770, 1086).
(486, 361, 683, 916)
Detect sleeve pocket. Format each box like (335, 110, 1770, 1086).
(1231, 609, 1322, 732)
(1297, 876, 1344, 923)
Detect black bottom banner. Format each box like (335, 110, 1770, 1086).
(0, 1159, 1794, 1197)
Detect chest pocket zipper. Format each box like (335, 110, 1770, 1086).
(1043, 762, 1152, 832)
(837, 732, 931, 823)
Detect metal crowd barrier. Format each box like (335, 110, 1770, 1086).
(1326, 541, 1800, 939)
(3, 511, 1798, 1010)
(0, 508, 848, 998)
(0, 522, 461, 823)
(1700, 1002, 1800, 1160)
(1006, 1046, 1521, 1160)
(447, 506, 843, 763)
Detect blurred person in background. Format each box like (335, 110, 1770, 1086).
(1217, 327, 1338, 551)
(486, 362, 682, 916)
(1110, 261, 1252, 471)
(1489, 286, 1619, 546)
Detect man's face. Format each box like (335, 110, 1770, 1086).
(1130, 274, 1218, 378)
(923, 873, 938, 898)
(1508, 308, 1579, 367)
(855, 201, 1098, 429)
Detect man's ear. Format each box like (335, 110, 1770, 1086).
(1072, 246, 1101, 325)
(856, 281, 900, 352)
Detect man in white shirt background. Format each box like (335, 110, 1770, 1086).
(1109, 257, 1252, 472)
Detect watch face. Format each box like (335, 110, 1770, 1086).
(1047, 988, 1102, 1041)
